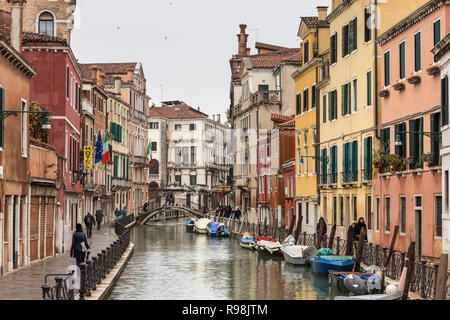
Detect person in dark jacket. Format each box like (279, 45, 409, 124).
(95, 209, 104, 230)
(70, 224, 90, 266)
(235, 207, 241, 220)
(354, 217, 367, 241)
(316, 217, 327, 236)
(83, 212, 95, 238)
(114, 208, 121, 218)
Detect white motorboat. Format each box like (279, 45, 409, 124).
(255, 237, 282, 256)
(280, 245, 314, 266)
(194, 218, 211, 234)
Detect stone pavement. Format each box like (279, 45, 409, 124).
(0, 226, 116, 300)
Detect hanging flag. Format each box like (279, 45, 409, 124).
(94, 131, 102, 165)
(101, 131, 110, 164)
(147, 141, 154, 167)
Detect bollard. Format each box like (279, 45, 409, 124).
(79, 263, 86, 300)
(368, 243, 373, 265)
(41, 283, 51, 300)
(86, 260, 92, 297)
(336, 237, 340, 256)
(375, 245, 380, 265)
(106, 246, 112, 272)
(101, 249, 107, 279)
(400, 251, 406, 272)
(390, 250, 396, 278)
(97, 252, 104, 282)
(54, 277, 63, 300)
(433, 262, 439, 299)
(91, 256, 98, 290)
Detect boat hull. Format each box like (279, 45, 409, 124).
(239, 240, 255, 250)
(311, 258, 355, 275)
(194, 227, 208, 234)
(281, 250, 306, 266)
(185, 224, 195, 233)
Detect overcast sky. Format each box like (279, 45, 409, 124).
(72, 0, 330, 120)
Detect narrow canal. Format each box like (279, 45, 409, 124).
(109, 219, 338, 300)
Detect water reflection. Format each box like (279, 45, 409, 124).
(109, 220, 335, 300)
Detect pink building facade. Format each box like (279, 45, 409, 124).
(374, 1, 450, 258)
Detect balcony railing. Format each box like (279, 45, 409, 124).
(82, 99, 93, 117)
(319, 173, 337, 186)
(240, 90, 281, 112)
(341, 171, 358, 184)
(112, 178, 132, 189)
(362, 168, 373, 181)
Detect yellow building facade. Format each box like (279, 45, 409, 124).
(293, 7, 330, 235)
(107, 93, 131, 212)
(319, 0, 429, 240)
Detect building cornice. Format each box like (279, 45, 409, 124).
(291, 57, 322, 80)
(327, 0, 357, 24)
(377, 0, 448, 46)
(0, 40, 36, 78)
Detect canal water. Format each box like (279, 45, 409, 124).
(109, 219, 338, 300)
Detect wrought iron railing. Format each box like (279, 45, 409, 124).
(341, 171, 358, 183)
(41, 272, 75, 300)
(362, 168, 373, 181)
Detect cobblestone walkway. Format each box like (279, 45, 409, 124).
(0, 226, 116, 300)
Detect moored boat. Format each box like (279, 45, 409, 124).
(194, 218, 211, 234)
(280, 245, 315, 266)
(255, 237, 282, 256)
(239, 232, 256, 250)
(184, 219, 196, 233)
(311, 256, 355, 275)
(328, 271, 375, 294)
(207, 222, 230, 238)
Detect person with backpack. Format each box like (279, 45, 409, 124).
(83, 212, 95, 238)
(70, 223, 90, 266)
(95, 208, 104, 230)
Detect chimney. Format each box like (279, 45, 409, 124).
(237, 24, 248, 57)
(8, 0, 26, 53)
(317, 6, 328, 21)
(114, 77, 121, 95)
(99, 71, 105, 88)
(91, 66, 98, 83)
(213, 115, 216, 122)
(217, 114, 221, 124)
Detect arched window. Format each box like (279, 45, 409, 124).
(38, 12, 54, 36)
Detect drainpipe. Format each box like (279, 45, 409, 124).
(256, 106, 260, 225)
(316, 24, 321, 208)
(374, 0, 380, 139)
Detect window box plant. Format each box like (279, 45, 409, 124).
(407, 74, 421, 84)
(379, 88, 390, 97)
(426, 64, 440, 76)
(385, 153, 406, 173)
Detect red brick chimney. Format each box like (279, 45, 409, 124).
(114, 76, 121, 96)
(8, 0, 26, 53)
(99, 71, 105, 88)
(237, 24, 248, 57)
(91, 66, 98, 83)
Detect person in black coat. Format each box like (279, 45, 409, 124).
(83, 212, 95, 238)
(95, 209, 104, 230)
(70, 224, 90, 266)
(354, 217, 367, 241)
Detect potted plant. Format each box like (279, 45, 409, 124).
(407, 74, 421, 84)
(422, 153, 438, 166)
(372, 151, 389, 173)
(29, 102, 49, 143)
(379, 88, 390, 97)
(426, 64, 440, 76)
(407, 157, 421, 170)
(393, 81, 405, 91)
(385, 153, 406, 173)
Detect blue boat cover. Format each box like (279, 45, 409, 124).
(207, 222, 221, 232)
(240, 237, 255, 243)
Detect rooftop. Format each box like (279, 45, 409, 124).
(148, 102, 209, 120)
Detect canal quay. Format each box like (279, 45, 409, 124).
(109, 219, 335, 300)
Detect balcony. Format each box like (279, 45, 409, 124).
(131, 155, 147, 166)
(361, 168, 373, 182)
(82, 98, 93, 117)
(239, 90, 281, 114)
(234, 176, 249, 188)
(112, 178, 132, 190)
(319, 173, 337, 187)
(340, 171, 358, 186)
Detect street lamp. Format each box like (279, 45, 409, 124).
(0, 109, 51, 130)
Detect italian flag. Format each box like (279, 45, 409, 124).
(101, 131, 110, 164)
(147, 141, 153, 167)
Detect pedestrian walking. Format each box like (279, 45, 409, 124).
(83, 212, 95, 238)
(121, 206, 127, 218)
(95, 208, 104, 230)
(70, 223, 90, 267)
(354, 217, 367, 241)
(114, 208, 121, 218)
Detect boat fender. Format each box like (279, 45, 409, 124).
(344, 274, 369, 296)
(385, 284, 398, 295)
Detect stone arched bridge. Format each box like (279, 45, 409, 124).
(136, 205, 206, 225)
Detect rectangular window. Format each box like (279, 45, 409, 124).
(409, 117, 423, 167)
(151, 142, 157, 152)
(352, 78, 357, 112)
(385, 196, 391, 232)
(190, 175, 197, 186)
(342, 24, 349, 57)
(435, 195, 442, 237)
(431, 112, 441, 166)
(366, 195, 372, 230)
(399, 41, 406, 80)
(414, 32, 421, 72)
(376, 197, 380, 231)
(352, 195, 357, 222)
(446, 171, 449, 214)
(433, 20, 441, 63)
(340, 196, 344, 226)
(384, 51, 390, 87)
(304, 41, 309, 63)
(366, 71, 372, 107)
(149, 122, 159, 129)
(175, 124, 181, 131)
(303, 88, 309, 112)
(442, 76, 449, 126)
(21, 100, 27, 157)
(341, 83, 351, 116)
(333, 196, 337, 225)
(66, 67, 69, 99)
(364, 7, 371, 42)
(330, 145, 337, 183)
(311, 85, 316, 109)
(320, 148, 327, 184)
(297, 133, 301, 175)
(330, 33, 337, 64)
(175, 175, 181, 185)
(190, 124, 196, 131)
(306, 203, 309, 225)
(322, 94, 327, 123)
(363, 136, 373, 180)
(296, 92, 301, 115)
(113, 155, 118, 178)
(380, 127, 390, 154)
(400, 196, 406, 233)
(394, 122, 407, 159)
(191, 146, 197, 164)
(328, 89, 338, 121)
(323, 196, 328, 221)
(304, 131, 309, 174)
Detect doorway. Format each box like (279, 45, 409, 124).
(414, 196, 422, 257)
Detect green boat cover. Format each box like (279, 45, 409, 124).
(316, 248, 333, 256)
(319, 255, 354, 261)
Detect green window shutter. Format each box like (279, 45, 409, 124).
(113, 155, 118, 178)
(364, 138, 368, 171)
(340, 197, 344, 226)
(321, 148, 327, 184)
(414, 32, 421, 72)
(367, 71, 372, 106)
(342, 25, 347, 57)
(384, 51, 390, 87)
(126, 158, 129, 179)
(352, 141, 358, 181)
(330, 36, 334, 63)
(348, 20, 354, 53)
(380, 128, 386, 153)
(434, 20, 441, 62)
(343, 143, 348, 180)
(334, 90, 338, 119)
(296, 93, 300, 115)
(353, 17, 357, 51)
(401, 123, 407, 158)
(431, 113, 440, 161)
(341, 85, 345, 116)
(399, 42, 405, 79)
(419, 117, 423, 164)
(442, 76, 449, 126)
(328, 92, 332, 121)
(323, 94, 327, 123)
(395, 124, 401, 156)
(409, 120, 417, 164)
(119, 125, 123, 143)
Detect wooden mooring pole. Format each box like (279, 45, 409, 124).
(316, 219, 326, 249)
(345, 225, 354, 256)
(288, 212, 295, 235)
(293, 215, 303, 245)
(380, 225, 399, 292)
(354, 226, 367, 272)
(327, 224, 336, 250)
(435, 253, 449, 300)
(402, 241, 416, 300)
